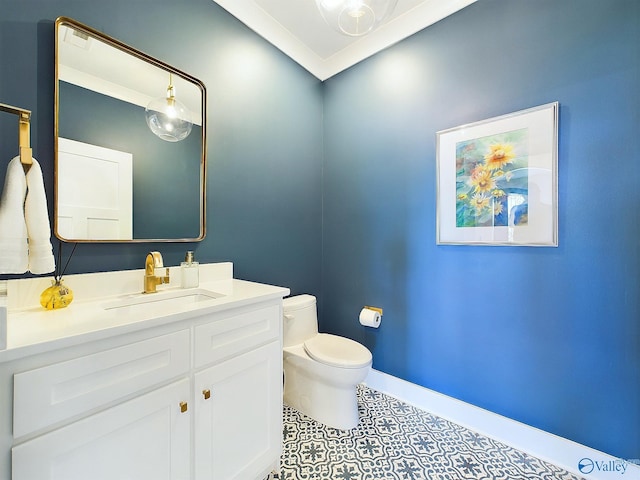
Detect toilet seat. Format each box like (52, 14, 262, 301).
(303, 333, 372, 369)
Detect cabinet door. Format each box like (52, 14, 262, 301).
(194, 341, 282, 480)
(14, 329, 190, 438)
(13, 378, 191, 480)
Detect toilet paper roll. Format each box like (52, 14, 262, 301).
(359, 308, 381, 328)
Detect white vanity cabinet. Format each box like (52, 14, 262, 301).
(194, 341, 281, 480)
(193, 303, 282, 480)
(3, 296, 284, 480)
(12, 378, 191, 480)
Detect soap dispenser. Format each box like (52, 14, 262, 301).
(180, 251, 199, 288)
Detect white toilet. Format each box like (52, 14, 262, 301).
(282, 294, 372, 430)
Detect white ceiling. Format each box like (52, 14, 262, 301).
(212, 0, 477, 80)
(58, 22, 202, 124)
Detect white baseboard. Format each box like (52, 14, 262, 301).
(364, 369, 640, 479)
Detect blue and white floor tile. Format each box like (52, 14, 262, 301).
(268, 385, 584, 480)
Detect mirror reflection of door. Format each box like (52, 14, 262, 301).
(57, 138, 133, 240)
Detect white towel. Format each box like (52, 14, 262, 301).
(25, 158, 55, 274)
(0, 157, 28, 274)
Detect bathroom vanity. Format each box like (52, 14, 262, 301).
(0, 262, 289, 480)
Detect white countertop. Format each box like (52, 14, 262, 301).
(0, 263, 289, 363)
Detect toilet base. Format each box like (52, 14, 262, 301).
(283, 348, 370, 430)
(284, 383, 360, 430)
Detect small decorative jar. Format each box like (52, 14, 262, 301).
(40, 279, 74, 310)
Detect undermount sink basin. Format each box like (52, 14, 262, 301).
(102, 289, 223, 315)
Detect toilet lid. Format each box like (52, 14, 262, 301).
(303, 334, 372, 369)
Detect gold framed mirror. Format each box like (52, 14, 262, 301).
(54, 17, 206, 242)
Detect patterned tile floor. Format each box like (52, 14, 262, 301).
(267, 385, 585, 480)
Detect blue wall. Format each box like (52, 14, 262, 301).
(0, 0, 323, 293)
(322, 0, 639, 459)
(1, 0, 638, 462)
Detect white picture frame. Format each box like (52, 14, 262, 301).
(436, 102, 559, 246)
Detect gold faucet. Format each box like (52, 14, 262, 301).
(144, 251, 170, 294)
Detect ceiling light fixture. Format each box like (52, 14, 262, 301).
(315, 0, 398, 37)
(145, 73, 193, 142)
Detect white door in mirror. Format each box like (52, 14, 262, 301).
(57, 137, 133, 240)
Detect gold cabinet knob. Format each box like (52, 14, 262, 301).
(203, 389, 211, 400)
(180, 401, 188, 413)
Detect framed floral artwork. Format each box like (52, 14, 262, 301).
(436, 102, 559, 246)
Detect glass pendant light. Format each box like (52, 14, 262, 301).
(145, 74, 193, 142)
(315, 0, 398, 37)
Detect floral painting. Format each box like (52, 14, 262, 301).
(436, 102, 558, 246)
(455, 129, 528, 228)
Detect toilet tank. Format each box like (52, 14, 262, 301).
(282, 294, 318, 347)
